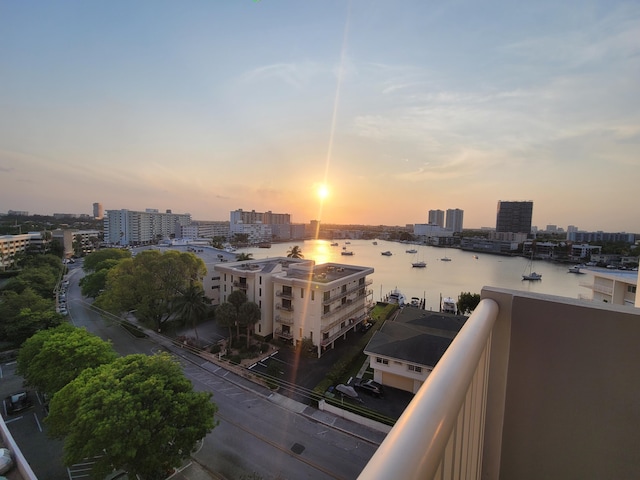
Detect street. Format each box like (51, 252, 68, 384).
(2, 261, 382, 480)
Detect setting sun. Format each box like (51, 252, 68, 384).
(317, 184, 329, 200)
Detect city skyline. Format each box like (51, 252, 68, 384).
(1, 1, 639, 232)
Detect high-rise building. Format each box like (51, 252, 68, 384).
(93, 202, 104, 220)
(428, 210, 445, 227)
(104, 209, 191, 246)
(496, 201, 533, 234)
(445, 209, 464, 233)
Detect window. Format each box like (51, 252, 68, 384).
(408, 364, 423, 373)
(628, 285, 636, 293)
(258, 323, 261, 333)
(259, 300, 262, 308)
(301, 288, 304, 298)
(323, 291, 330, 302)
(323, 305, 330, 315)
(341, 284, 347, 293)
(259, 288, 262, 296)
(376, 357, 388, 365)
(259, 276, 262, 285)
(323, 332, 329, 340)
(311, 291, 315, 301)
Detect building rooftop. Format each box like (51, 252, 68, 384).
(364, 306, 468, 367)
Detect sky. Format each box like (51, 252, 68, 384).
(1, 1, 639, 232)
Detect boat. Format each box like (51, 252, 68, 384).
(412, 261, 427, 268)
(410, 297, 421, 307)
(330, 242, 339, 246)
(341, 251, 354, 256)
(345, 241, 351, 244)
(473, 255, 479, 259)
(522, 253, 542, 281)
(441, 297, 457, 314)
(258, 242, 272, 248)
(372, 241, 378, 245)
(388, 288, 406, 306)
(440, 257, 452, 262)
(568, 265, 584, 274)
(406, 249, 417, 254)
(381, 251, 392, 256)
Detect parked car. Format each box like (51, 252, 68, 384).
(6, 391, 32, 414)
(355, 379, 384, 397)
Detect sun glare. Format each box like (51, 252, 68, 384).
(317, 184, 329, 200)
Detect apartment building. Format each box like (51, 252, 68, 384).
(214, 258, 374, 357)
(0, 234, 31, 270)
(580, 269, 638, 307)
(104, 209, 191, 246)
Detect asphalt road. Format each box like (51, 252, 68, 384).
(2, 259, 383, 480)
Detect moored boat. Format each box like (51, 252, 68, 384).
(441, 296, 457, 314)
(388, 288, 406, 306)
(412, 261, 427, 268)
(381, 251, 392, 256)
(568, 265, 584, 274)
(406, 249, 417, 254)
(341, 251, 354, 256)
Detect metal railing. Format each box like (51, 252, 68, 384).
(358, 298, 499, 480)
(322, 280, 373, 305)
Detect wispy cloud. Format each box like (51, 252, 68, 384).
(240, 61, 325, 89)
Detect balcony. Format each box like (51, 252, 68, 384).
(358, 287, 640, 480)
(322, 280, 373, 305)
(276, 289, 293, 299)
(274, 314, 294, 325)
(274, 328, 293, 340)
(232, 281, 248, 290)
(275, 303, 294, 312)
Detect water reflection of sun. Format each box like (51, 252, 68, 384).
(304, 240, 332, 265)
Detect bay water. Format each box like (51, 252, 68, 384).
(237, 239, 593, 310)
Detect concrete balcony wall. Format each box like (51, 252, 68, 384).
(359, 288, 640, 480)
(482, 287, 640, 480)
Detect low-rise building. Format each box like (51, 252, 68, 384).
(363, 306, 467, 393)
(579, 269, 638, 307)
(214, 258, 374, 356)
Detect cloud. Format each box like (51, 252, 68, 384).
(240, 61, 325, 89)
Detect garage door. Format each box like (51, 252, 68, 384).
(381, 372, 414, 393)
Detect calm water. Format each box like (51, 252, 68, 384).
(237, 239, 591, 310)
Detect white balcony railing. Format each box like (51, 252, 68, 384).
(358, 298, 498, 480)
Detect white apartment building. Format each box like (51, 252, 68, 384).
(104, 209, 191, 246)
(445, 208, 464, 233)
(214, 258, 374, 357)
(580, 269, 638, 307)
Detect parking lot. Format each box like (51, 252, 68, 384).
(1, 361, 68, 480)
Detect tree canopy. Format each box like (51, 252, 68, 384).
(94, 250, 206, 331)
(17, 324, 117, 397)
(46, 353, 217, 479)
(173, 285, 211, 340)
(0, 288, 61, 346)
(457, 292, 481, 314)
(82, 248, 131, 272)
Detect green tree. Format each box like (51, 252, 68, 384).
(80, 258, 122, 298)
(457, 292, 481, 314)
(17, 324, 117, 397)
(286, 245, 304, 259)
(0, 288, 60, 346)
(173, 285, 211, 340)
(235, 252, 253, 261)
(82, 248, 131, 272)
(95, 250, 206, 332)
(215, 302, 237, 345)
(238, 301, 261, 347)
(46, 353, 217, 479)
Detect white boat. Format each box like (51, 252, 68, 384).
(568, 265, 584, 274)
(440, 257, 452, 262)
(522, 253, 542, 280)
(410, 297, 421, 308)
(473, 255, 479, 259)
(372, 241, 378, 245)
(381, 251, 392, 256)
(406, 249, 417, 254)
(412, 261, 427, 268)
(441, 297, 457, 314)
(388, 288, 406, 306)
(341, 251, 354, 256)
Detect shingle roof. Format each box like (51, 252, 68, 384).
(364, 307, 468, 367)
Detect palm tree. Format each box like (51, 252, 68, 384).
(228, 290, 248, 339)
(215, 302, 237, 345)
(287, 245, 303, 259)
(173, 285, 210, 340)
(239, 301, 261, 348)
(235, 253, 253, 261)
